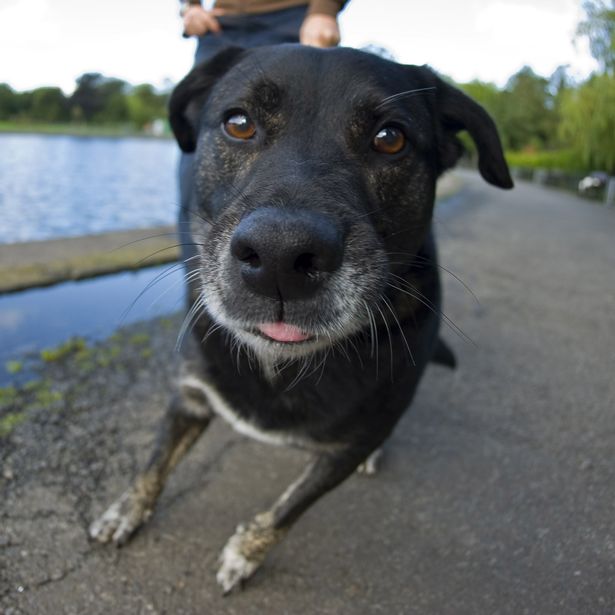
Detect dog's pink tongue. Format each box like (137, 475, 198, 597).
(258, 322, 310, 343)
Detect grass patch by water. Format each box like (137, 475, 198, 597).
(0, 121, 171, 139)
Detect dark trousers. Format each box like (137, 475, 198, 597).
(178, 5, 307, 269)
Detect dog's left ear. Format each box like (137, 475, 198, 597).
(169, 46, 245, 153)
(432, 74, 513, 189)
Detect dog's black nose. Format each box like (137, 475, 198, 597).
(230, 207, 344, 300)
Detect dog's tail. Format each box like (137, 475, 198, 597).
(431, 338, 457, 369)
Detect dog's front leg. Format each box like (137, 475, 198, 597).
(89, 389, 213, 545)
(216, 445, 376, 594)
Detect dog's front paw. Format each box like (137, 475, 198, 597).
(89, 487, 155, 546)
(216, 526, 262, 594)
(216, 513, 285, 594)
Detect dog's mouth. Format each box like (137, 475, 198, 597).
(253, 322, 314, 344)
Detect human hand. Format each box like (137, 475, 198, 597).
(299, 13, 340, 48)
(183, 5, 225, 37)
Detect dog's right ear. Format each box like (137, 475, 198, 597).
(430, 72, 513, 190)
(169, 46, 245, 153)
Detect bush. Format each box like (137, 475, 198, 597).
(504, 149, 588, 173)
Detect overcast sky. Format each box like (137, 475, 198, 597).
(0, 0, 598, 93)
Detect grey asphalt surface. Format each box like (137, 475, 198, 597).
(1, 170, 614, 614)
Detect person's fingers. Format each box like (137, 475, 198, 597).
(184, 15, 206, 36)
(299, 14, 340, 48)
(201, 12, 221, 33)
(183, 7, 222, 37)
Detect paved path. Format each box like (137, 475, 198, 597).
(0, 226, 177, 294)
(1, 171, 614, 614)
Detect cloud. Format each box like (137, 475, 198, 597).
(0, 0, 51, 44)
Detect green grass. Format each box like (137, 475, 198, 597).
(0, 121, 171, 139)
(128, 332, 150, 346)
(0, 379, 63, 437)
(40, 338, 88, 363)
(5, 360, 23, 374)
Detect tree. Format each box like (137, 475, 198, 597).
(70, 73, 106, 122)
(577, 0, 615, 74)
(93, 78, 129, 123)
(15, 91, 34, 120)
(499, 66, 558, 151)
(69, 73, 129, 123)
(0, 83, 17, 120)
(126, 84, 167, 129)
(559, 73, 615, 172)
(30, 87, 69, 122)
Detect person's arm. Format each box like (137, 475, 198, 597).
(300, 1, 349, 48)
(180, 0, 225, 37)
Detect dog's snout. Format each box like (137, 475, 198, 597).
(230, 207, 344, 300)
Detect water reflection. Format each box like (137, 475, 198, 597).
(0, 264, 184, 383)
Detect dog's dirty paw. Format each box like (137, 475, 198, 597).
(89, 488, 154, 546)
(356, 448, 383, 476)
(216, 514, 284, 594)
(216, 525, 262, 595)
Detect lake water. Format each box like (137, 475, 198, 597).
(0, 133, 180, 244)
(0, 133, 186, 380)
(0, 264, 185, 385)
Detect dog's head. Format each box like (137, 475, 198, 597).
(170, 45, 512, 363)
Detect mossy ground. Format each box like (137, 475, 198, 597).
(0, 315, 179, 439)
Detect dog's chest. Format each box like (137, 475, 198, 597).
(179, 374, 320, 449)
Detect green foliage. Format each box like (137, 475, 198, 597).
(126, 84, 168, 129)
(0, 83, 17, 119)
(67, 73, 168, 127)
(70, 74, 130, 123)
(69, 73, 105, 122)
(502, 67, 558, 150)
(1, 73, 170, 128)
(30, 87, 70, 122)
(458, 62, 615, 174)
(559, 73, 615, 173)
(504, 150, 585, 173)
(577, 0, 615, 74)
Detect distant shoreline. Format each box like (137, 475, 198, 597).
(0, 122, 172, 140)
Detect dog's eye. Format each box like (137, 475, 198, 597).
(223, 113, 256, 140)
(372, 126, 406, 154)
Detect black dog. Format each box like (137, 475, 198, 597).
(89, 45, 512, 593)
